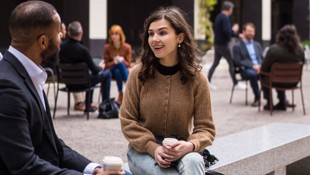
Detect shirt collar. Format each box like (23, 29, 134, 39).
(242, 39, 253, 45)
(8, 46, 47, 87)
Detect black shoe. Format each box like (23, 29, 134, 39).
(286, 100, 296, 108)
(273, 103, 287, 111)
(84, 106, 97, 113)
(251, 99, 259, 107)
(263, 104, 271, 111)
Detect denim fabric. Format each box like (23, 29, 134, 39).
(241, 68, 260, 100)
(110, 62, 128, 92)
(85, 70, 112, 106)
(127, 145, 205, 175)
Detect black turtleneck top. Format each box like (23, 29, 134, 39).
(156, 63, 179, 75)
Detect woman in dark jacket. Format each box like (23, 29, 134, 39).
(261, 25, 305, 110)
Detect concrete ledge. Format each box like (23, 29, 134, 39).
(207, 123, 310, 175)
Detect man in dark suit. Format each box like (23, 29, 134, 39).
(233, 23, 263, 107)
(0, 1, 123, 175)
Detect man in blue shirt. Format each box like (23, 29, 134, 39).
(208, 1, 246, 90)
(233, 23, 263, 107)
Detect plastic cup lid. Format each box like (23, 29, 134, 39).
(102, 156, 123, 165)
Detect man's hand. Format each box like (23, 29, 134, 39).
(93, 167, 125, 175)
(252, 65, 261, 74)
(232, 23, 239, 33)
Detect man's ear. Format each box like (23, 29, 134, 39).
(38, 35, 49, 50)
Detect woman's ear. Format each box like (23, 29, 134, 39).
(178, 33, 185, 43)
(38, 35, 49, 50)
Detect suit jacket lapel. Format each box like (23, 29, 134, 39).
(240, 41, 252, 60)
(254, 43, 262, 64)
(4, 52, 46, 114)
(3, 51, 59, 155)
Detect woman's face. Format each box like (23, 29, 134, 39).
(111, 31, 121, 43)
(148, 19, 183, 66)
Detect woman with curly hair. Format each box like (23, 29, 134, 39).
(119, 6, 215, 175)
(261, 24, 305, 110)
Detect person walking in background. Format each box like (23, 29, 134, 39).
(103, 25, 132, 105)
(120, 6, 215, 175)
(233, 23, 263, 107)
(261, 24, 305, 111)
(59, 21, 112, 112)
(0, 1, 124, 174)
(207, 1, 245, 90)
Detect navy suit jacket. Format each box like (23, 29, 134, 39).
(233, 40, 263, 69)
(0, 51, 91, 174)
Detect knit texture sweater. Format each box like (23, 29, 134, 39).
(120, 64, 216, 158)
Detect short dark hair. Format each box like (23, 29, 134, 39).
(68, 21, 83, 37)
(9, 1, 56, 44)
(242, 23, 256, 31)
(221, 1, 234, 11)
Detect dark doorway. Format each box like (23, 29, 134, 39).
(271, 0, 293, 44)
(107, 0, 172, 52)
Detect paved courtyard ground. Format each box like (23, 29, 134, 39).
(49, 52, 310, 164)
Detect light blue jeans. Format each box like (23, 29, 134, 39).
(127, 145, 205, 175)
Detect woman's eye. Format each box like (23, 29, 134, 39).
(148, 32, 154, 37)
(160, 31, 167, 36)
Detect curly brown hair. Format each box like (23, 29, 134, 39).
(138, 6, 202, 84)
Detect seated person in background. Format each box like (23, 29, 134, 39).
(103, 25, 132, 105)
(233, 23, 263, 107)
(59, 21, 112, 112)
(261, 24, 305, 110)
(61, 22, 86, 111)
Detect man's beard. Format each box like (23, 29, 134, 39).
(41, 39, 59, 64)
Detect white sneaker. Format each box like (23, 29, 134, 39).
(234, 82, 246, 90)
(209, 83, 217, 90)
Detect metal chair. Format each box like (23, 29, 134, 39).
(229, 67, 249, 105)
(44, 67, 57, 101)
(53, 63, 99, 119)
(258, 62, 305, 115)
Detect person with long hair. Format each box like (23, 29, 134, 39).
(119, 6, 215, 175)
(261, 24, 305, 110)
(103, 25, 132, 105)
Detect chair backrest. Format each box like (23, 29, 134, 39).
(58, 63, 90, 85)
(270, 62, 303, 84)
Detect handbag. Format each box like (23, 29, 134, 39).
(98, 98, 120, 119)
(202, 149, 224, 175)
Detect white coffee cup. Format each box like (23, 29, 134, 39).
(162, 138, 178, 145)
(102, 156, 123, 172)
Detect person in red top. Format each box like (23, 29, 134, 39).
(103, 25, 132, 105)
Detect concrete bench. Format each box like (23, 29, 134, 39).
(207, 123, 310, 175)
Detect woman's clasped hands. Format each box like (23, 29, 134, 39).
(154, 140, 194, 168)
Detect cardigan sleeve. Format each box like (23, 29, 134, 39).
(119, 64, 160, 157)
(123, 43, 132, 68)
(187, 72, 216, 152)
(103, 44, 115, 69)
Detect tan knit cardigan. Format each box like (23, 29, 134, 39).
(120, 64, 216, 158)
